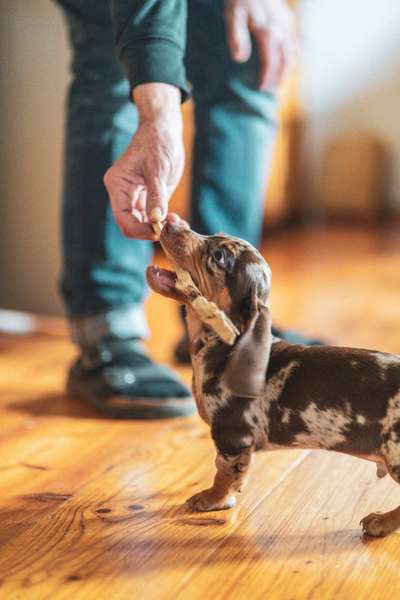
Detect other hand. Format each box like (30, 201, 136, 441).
(225, 0, 296, 90)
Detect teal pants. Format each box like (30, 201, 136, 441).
(56, 0, 278, 344)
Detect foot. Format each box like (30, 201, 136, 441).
(360, 512, 398, 537)
(186, 489, 236, 512)
(67, 338, 195, 419)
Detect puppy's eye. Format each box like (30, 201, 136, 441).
(212, 248, 235, 272)
(213, 250, 224, 265)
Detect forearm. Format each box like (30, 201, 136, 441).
(111, 0, 189, 100)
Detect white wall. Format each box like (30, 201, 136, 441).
(0, 1, 69, 315)
(299, 0, 400, 210)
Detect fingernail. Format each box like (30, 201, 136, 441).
(150, 207, 163, 222)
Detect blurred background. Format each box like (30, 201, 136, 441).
(0, 0, 399, 334)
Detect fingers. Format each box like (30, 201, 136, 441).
(104, 171, 157, 240)
(104, 170, 180, 239)
(253, 26, 291, 90)
(146, 176, 169, 223)
(252, 26, 270, 90)
(112, 208, 186, 240)
(272, 42, 287, 88)
(225, 4, 252, 63)
(225, 0, 295, 91)
(120, 220, 158, 240)
(131, 208, 144, 222)
(115, 203, 157, 239)
(227, 14, 291, 91)
(116, 194, 158, 239)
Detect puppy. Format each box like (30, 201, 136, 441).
(147, 222, 400, 537)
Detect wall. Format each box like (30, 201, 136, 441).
(0, 1, 69, 315)
(299, 0, 400, 212)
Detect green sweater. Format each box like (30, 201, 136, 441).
(111, 0, 189, 100)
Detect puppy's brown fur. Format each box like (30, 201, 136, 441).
(147, 222, 400, 537)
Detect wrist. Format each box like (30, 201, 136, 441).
(133, 83, 182, 129)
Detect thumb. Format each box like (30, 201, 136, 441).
(146, 177, 168, 223)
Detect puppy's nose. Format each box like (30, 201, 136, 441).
(161, 221, 190, 238)
(162, 222, 176, 235)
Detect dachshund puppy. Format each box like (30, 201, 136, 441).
(147, 222, 400, 537)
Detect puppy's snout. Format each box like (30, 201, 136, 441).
(161, 221, 190, 238)
(160, 221, 196, 252)
(161, 222, 178, 238)
(160, 221, 199, 264)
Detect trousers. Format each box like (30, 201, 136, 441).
(56, 0, 278, 344)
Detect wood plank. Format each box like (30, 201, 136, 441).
(0, 416, 304, 597)
(174, 451, 400, 600)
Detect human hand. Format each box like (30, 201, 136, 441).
(225, 0, 296, 90)
(104, 83, 185, 240)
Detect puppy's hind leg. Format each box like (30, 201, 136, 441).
(187, 448, 253, 512)
(361, 460, 400, 538)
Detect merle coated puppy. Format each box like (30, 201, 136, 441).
(147, 222, 400, 537)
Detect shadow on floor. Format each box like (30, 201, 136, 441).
(6, 394, 111, 420)
(6, 394, 201, 427)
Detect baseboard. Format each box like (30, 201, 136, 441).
(0, 309, 67, 336)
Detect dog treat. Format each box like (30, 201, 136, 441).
(175, 267, 239, 345)
(152, 220, 164, 240)
(174, 268, 197, 296)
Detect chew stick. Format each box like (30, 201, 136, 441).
(150, 219, 239, 344)
(152, 221, 163, 239)
(175, 267, 239, 346)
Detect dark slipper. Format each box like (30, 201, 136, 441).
(67, 338, 195, 419)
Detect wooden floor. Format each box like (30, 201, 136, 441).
(1, 225, 400, 599)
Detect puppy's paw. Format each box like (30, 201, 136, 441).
(360, 512, 395, 537)
(186, 489, 236, 512)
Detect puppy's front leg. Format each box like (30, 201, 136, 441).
(187, 448, 253, 512)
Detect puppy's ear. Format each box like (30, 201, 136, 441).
(223, 289, 272, 398)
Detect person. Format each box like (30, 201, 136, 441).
(56, 0, 313, 420)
